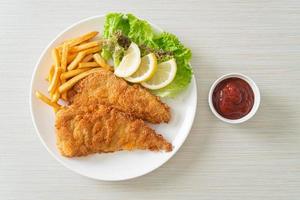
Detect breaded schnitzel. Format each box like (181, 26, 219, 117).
(55, 104, 172, 157)
(67, 69, 170, 124)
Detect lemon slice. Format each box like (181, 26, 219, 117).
(125, 53, 158, 83)
(141, 58, 177, 90)
(114, 42, 141, 77)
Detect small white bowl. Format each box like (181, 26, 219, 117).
(208, 73, 260, 124)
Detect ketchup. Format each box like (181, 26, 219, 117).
(212, 78, 254, 119)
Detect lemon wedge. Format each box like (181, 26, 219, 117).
(114, 42, 141, 77)
(141, 58, 177, 90)
(125, 53, 158, 83)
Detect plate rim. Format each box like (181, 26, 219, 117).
(30, 14, 198, 181)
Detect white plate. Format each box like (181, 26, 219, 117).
(30, 15, 197, 181)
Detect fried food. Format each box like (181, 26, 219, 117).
(46, 65, 55, 82)
(67, 46, 100, 70)
(67, 53, 77, 64)
(37, 31, 103, 112)
(81, 54, 93, 62)
(70, 40, 101, 53)
(55, 104, 172, 157)
(61, 43, 69, 72)
(52, 48, 60, 69)
(48, 67, 62, 93)
(67, 51, 86, 71)
(67, 69, 171, 123)
(35, 30, 173, 158)
(59, 68, 101, 94)
(93, 53, 112, 71)
(67, 31, 98, 47)
(60, 68, 90, 80)
(60, 43, 69, 99)
(78, 62, 99, 68)
(51, 90, 60, 102)
(35, 91, 61, 110)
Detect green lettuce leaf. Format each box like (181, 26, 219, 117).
(102, 13, 193, 97)
(152, 32, 192, 97)
(127, 14, 157, 48)
(101, 47, 112, 61)
(103, 13, 129, 38)
(112, 45, 125, 66)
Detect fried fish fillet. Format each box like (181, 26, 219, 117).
(55, 104, 172, 157)
(67, 69, 170, 124)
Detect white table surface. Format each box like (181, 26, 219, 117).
(1, 0, 300, 199)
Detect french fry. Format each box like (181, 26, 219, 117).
(61, 92, 67, 101)
(56, 32, 97, 54)
(60, 43, 69, 99)
(48, 52, 60, 100)
(56, 39, 78, 53)
(60, 68, 90, 80)
(37, 32, 101, 110)
(67, 46, 100, 70)
(83, 46, 101, 55)
(57, 47, 62, 58)
(52, 48, 60, 68)
(67, 52, 86, 71)
(62, 38, 74, 46)
(35, 91, 61, 110)
(59, 68, 101, 93)
(46, 65, 55, 82)
(82, 54, 93, 62)
(70, 41, 100, 53)
(67, 31, 98, 47)
(67, 53, 77, 64)
(53, 107, 60, 113)
(61, 43, 69, 72)
(48, 67, 62, 93)
(51, 90, 60, 102)
(93, 53, 112, 71)
(78, 62, 99, 68)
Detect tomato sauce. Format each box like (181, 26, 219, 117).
(212, 78, 254, 119)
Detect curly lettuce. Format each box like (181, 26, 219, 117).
(152, 32, 192, 97)
(103, 13, 130, 38)
(102, 13, 193, 97)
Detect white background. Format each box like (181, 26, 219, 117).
(1, 0, 300, 199)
